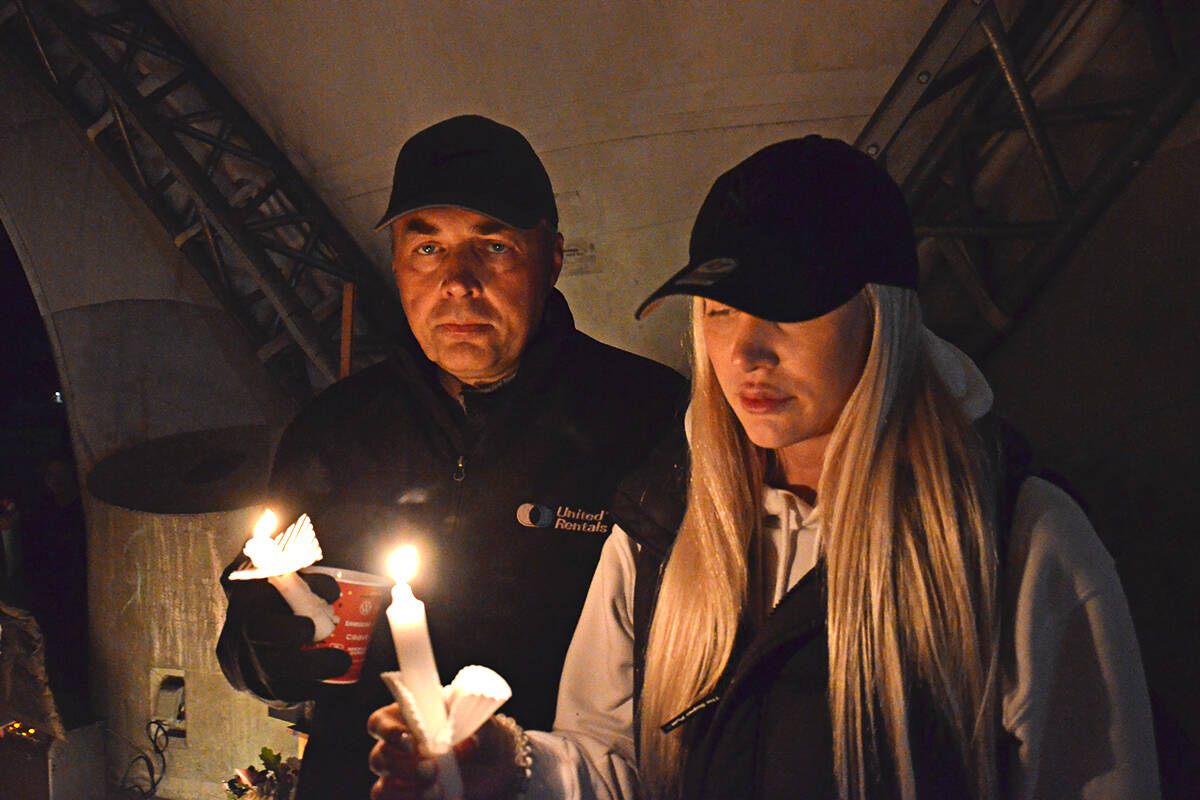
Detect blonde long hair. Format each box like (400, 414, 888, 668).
(639, 285, 999, 800)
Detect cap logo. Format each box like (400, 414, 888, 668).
(675, 257, 739, 288)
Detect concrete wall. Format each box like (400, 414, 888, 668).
(0, 59, 291, 469)
(0, 53, 297, 797)
(86, 503, 298, 799)
(984, 130, 1200, 741)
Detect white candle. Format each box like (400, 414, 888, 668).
(268, 573, 337, 641)
(386, 546, 448, 737)
(239, 509, 337, 641)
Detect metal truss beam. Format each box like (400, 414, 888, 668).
(856, 0, 1198, 359)
(2, 0, 403, 400)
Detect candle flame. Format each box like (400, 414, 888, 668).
(253, 509, 278, 539)
(388, 545, 418, 585)
(234, 512, 322, 579)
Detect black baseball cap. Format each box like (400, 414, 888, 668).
(635, 136, 917, 322)
(376, 114, 558, 231)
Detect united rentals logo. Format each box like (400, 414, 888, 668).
(515, 503, 555, 528)
(516, 503, 610, 534)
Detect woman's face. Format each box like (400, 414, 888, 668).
(702, 293, 873, 457)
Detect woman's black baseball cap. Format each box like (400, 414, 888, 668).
(635, 136, 917, 323)
(376, 115, 557, 231)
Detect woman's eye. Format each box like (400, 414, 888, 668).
(705, 306, 732, 318)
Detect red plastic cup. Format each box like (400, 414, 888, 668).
(301, 566, 391, 684)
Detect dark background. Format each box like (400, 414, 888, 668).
(0, 223, 69, 504)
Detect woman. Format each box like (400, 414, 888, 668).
(368, 137, 1160, 799)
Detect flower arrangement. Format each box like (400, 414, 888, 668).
(225, 747, 300, 800)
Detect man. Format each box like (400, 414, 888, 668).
(216, 115, 685, 799)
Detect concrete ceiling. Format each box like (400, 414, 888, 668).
(145, 1, 946, 369)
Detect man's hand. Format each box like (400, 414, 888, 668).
(225, 572, 351, 701)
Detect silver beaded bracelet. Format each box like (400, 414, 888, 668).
(491, 713, 533, 796)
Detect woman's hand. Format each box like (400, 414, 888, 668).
(368, 703, 443, 799)
(368, 705, 529, 800)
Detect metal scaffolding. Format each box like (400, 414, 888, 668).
(1, 0, 404, 400)
(856, 0, 1198, 357)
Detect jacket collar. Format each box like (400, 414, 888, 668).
(381, 289, 576, 444)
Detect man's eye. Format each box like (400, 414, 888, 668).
(705, 306, 732, 318)
(485, 241, 509, 254)
(416, 243, 439, 255)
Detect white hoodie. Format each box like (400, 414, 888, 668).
(521, 334, 1160, 800)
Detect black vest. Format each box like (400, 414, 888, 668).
(673, 567, 986, 799)
(617, 415, 1030, 799)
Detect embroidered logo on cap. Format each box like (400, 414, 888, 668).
(675, 257, 738, 288)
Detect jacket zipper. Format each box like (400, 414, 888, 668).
(662, 690, 722, 733)
(441, 454, 468, 539)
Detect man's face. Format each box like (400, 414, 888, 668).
(391, 207, 563, 387)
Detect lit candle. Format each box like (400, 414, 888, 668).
(386, 545, 448, 737)
(235, 509, 337, 642)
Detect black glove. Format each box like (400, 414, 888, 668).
(218, 570, 352, 702)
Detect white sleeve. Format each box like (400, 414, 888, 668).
(522, 527, 640, 800)
(1002, 477, 1161, 800)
